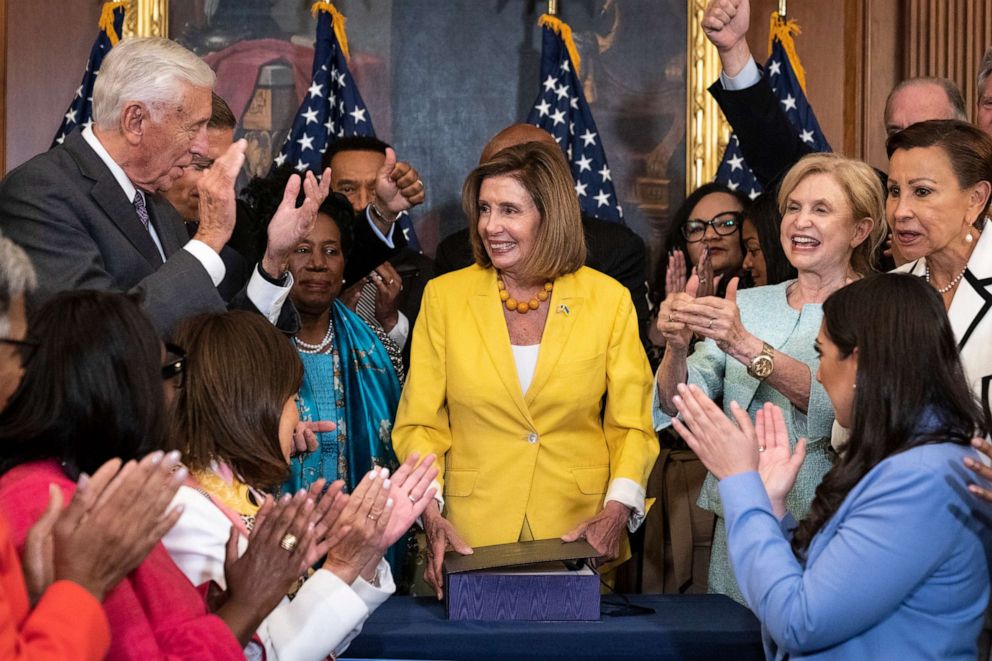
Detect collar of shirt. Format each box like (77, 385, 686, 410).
(81, 125, 142, 205)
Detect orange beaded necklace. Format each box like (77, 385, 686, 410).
(497, 274, 553, 314)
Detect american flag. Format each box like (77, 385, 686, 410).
(715, 15, 830, 198)
(278, 2, 419, 248)
(526, 15, 623, 223)
(52, 2, 126, 147)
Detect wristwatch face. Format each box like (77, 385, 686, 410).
(750, 355, 774, 379)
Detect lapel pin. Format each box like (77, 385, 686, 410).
(557, 304, 570, 316)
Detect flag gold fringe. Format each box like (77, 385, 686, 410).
(312, 2, 350, 61)
(767, 11, 806, 94)
(538, 14, 581, 76)
(99, 1, 127, 46)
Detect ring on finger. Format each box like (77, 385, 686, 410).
(758, 446, 766, 453)
(708, 318, 714, 329)
(408, 493, 419, 503)
(388, 279, 395, 286)
(279, 533, 298, 552)
(367, 512, 380, 521)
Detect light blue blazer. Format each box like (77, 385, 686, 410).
(720, 442, 991, 660)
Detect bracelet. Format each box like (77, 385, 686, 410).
(369, 201, 397, 225)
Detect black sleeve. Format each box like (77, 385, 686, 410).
(709, 76, 814, 189)
(344, 208, 406, 286)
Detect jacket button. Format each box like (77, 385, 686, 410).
(528, 433, 538, 444)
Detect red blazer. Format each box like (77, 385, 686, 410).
(0, 460, 244, 661)
(0, 512, 109, 660)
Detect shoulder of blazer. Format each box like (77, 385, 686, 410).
(58, 129, 116, 183)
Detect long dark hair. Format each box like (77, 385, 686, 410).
(746, 192, 797, 286)
(792, 274, 987, 555)
(655, 182, 748, 303)
(0, 290, 166, 478)
(168, 311, 303, 491)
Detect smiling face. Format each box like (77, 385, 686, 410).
(288, 213, 345, 316)
(814, 321, 858, 429)
(477, 175, 542, 279)
(780, 172, 870, 278)
(886, 146, 985, 262)
(682, 192, 744, 274)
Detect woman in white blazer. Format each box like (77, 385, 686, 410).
(886, 120, 992, 417)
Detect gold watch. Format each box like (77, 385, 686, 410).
(747, 342, 775, 380)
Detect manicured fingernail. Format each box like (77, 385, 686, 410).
(673, 395, 682, 405)
(382, 478, 391, 489)
(149, 450, 164, 464)
(965, 457, 976, 468)
(676, 383, 687, 393)
(969, 484, 983, 494)
(972, 438, 985, 448)
(386, 498, 394, 508)
(165, 450, 182, 464)
(380, 467, 391, 479)
(173, 467, 188, 482)
(281, 493, 291, 503)
(369, 469, 379, 480)
(77, 473, 90, 490)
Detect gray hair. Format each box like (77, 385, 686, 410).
(92, 37, 215, 130)
(885, 77, 968, 124)
(979, 48, 992, 98)
(0, 235, 37, 337)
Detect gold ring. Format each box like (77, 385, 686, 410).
(708, 319, 714, 328)
(280, 533, 298, 552)
(758, 446, 766, 453)
(367, 513, 379, 521)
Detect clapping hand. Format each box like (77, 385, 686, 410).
(755, 403, 806, 519)
(321, 467, 394, 585)
(22, 451, 188, 604)
(965, 437, 992, 503)
(195, 139, 247, 253)
(674, 276, 750, 355)
(380, 453, 438, 548)
(671, 383, 759, 479)
(656, 270, 701, 351)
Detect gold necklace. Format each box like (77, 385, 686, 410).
(497, 275, 553, 314)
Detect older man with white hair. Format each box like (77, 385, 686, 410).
(0, 234, 35, 410)
(0, 37, 324, 335)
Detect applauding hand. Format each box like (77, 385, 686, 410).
(671, 383, 759, 479)
(755, 403, 806, 518)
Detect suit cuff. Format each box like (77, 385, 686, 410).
(386, 311, 410, 349)
(350, 558, 396, 610)
(183, 239, 225, 287)
(248, 264, 293, 324)
(606, 477, 646, 532)
(365, 206, 396, 248)
(720, 55, 761, 90)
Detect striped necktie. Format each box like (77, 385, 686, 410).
(132, 191, 150, 230)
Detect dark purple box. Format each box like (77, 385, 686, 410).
(443, 540, 600, 621)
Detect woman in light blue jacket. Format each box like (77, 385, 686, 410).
(654, 153, 886, 602)
(672, 273, 990, 660)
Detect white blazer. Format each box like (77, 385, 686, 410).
(897, 223, 992, 420)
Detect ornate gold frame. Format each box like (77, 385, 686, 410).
(686, 0, 730, 194)
(125, 0, 726, 195)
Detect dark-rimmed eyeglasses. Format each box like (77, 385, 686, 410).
(681, 211, 743, 242)
(0, 337, 38, 365)
(162, 343, 186, 387)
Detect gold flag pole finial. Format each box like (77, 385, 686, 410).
(779, 0, 787, 19)
(548, 0, 558, 17)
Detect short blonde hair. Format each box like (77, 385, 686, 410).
(462, 141, 586, 280)
(777, 153, 886, 276)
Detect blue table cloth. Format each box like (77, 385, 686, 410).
(343, 594, 763, 661)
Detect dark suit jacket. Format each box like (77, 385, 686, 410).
(0, 130, 280, 336)
(434, 216, 650, 346)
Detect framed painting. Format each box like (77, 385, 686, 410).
(124, 0, 729, 288)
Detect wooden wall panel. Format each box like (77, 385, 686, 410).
(5, 1, 98, 173)
(905, 0, 992, 123)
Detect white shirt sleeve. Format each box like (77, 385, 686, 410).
(183, 239, 226, 287)
(605, 477, 648, 532)
(386, 311, 410, 349)
(719, 55, 762, 91)
(247, 266, 294, 324)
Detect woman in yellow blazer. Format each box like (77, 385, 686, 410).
(392, 140, 658, 598)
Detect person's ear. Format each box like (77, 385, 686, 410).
(120, 101, 147, 147)
(967, 180, 991, 225)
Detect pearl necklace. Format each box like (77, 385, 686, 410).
(294, 318, 334, 354)
(924, 262, 968, 295)
(497, 275, 553, 314)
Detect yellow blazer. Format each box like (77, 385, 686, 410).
(392, 265, 658, 548)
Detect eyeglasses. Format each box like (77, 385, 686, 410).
(0, 337, 39, 365)
(681, 211, 743, 242)
(162, 343, 186, 387)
